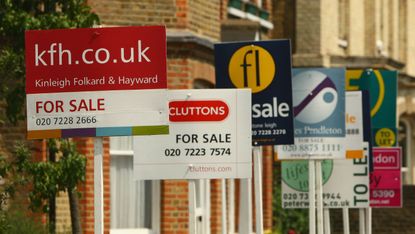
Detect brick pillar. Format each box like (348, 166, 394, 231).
(211, 179, 222, 234)
(161, 180, 189, 233)
(263, 146, 274, 232)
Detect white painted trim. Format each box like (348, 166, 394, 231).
(229, 179, 235, 233)
(228, 6, 274, 30)
(246, 13, 260, 22)
(110, 150, 134, 156)
(400, 119, 413, 184)
(228, 7, 247, 19)
(238, 179, 252, 234)
(221, 179, 227, 234)
(203, 179, 211, 234)
(110, 229, 152, 234)
(151, 180, 161, 234)
(253, 146, 263, 234)
(189, 180, 197, 234)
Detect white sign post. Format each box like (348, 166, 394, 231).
(309, 160, 316, 234)
(253, 146, 264, 234)
(94, 137, 104, 234)
(315, 160, 324, 234)
(221, 179, 227, 234)
(239, 179, 253, 234)
(189, 180, 197, 234)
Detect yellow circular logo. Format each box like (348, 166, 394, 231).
(375, 128, 396, 146)
(228, 45, 275, 93)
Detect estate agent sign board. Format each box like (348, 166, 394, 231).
(25, 26, 169, 139)
(215, 40, 294, 145)
(134, 89, 252, 180)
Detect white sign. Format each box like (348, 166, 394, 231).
(345, 91, 364, 159)
(134, 89, 252, 180)
(26, 89, 168, 138)
(282, 143, 370, 208)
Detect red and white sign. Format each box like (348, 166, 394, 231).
(134, 89, 252, 180)
(370, 147, 402, 207)
(169, 100, 229, 122)
(25, 26, 166, 93)
(25, 26, 168, 138)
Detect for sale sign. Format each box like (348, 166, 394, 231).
(25, 26, 166, 93)
(25, 26, 169, 139)
(215, 40, 294, 146)
(282, 150, 370, 209)
(277, 68, 346, 159)
(134, 89, 252, 180)
(370, 147, 402, 207)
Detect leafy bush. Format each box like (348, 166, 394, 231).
(273, 161, 308, 234)
(0, 209, 47, 234)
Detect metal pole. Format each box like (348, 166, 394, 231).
(315, 160, 324, 234)
(309, 160, 316, 234)
(359, 208, 366, 234)
(238, 178, 252, 234)
(189, 180, 197, 234)
(365, 208, 372, 234)
(94, 137, 104, 234)
(254, 146, 264, 234)
(342, 208, 350, 234)
(229, 179, 235, 233)
(221, 179, 227, 234)
(323, 209, 331, 234)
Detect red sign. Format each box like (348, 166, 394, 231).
(169, 100, 229, 122)
(373, 148, 400, 169)
(25, 26, 166, 94)
(370, 147, 402, 207)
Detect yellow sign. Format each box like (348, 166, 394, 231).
(375, 128, 396, 146)
(228, 45, 275, 93)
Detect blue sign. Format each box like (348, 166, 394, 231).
(214, 40, 294, 146)
(277, 68, 346, 160)
(292, 68, 345, 138)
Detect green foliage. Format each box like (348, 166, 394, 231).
(0, 209, 47, 234)
(0, 0, 100, 124)
(273, 162, 308, 234)
(0, 140, 86, 213)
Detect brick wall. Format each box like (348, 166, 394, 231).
(161, 180, 189, 233)
(188, 0, 221, 41)
(90, 0, 221, 41)
(295, 0, 321, 54)
(89, 0, 180, 28)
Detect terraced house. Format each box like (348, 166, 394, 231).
(2, 0, 415, 233)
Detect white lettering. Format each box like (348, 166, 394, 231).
(35, 44, 47, 66)
(137, 40, 150, 62)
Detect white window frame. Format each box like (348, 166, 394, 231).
(109, 137, 160, 234)
(399, 119, 413, 184)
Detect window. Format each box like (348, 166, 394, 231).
(110, 136, 160, 233)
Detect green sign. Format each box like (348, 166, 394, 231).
(346, 69, 397, 146)
(282, 160, 333, 192)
